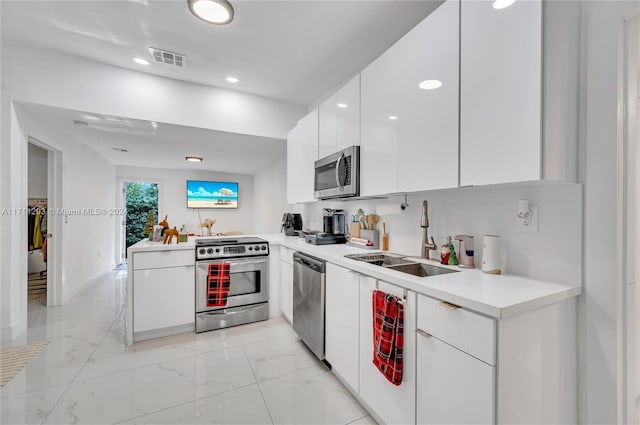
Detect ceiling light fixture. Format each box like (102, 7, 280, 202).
(133, 57, 150, 66)
(186, 156, 204, 162)
(388, 115, 399, 120)
(337, 103, 348, 108)
(493, 0, 516, 9)
(226, 76, 239, 83)
(188, 0, 234, 25)
(419, 80, 443, 90)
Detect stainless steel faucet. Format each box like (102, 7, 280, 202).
(421, 200, 438, 259)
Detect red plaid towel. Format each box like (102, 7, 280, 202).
(207, 263, 230, 307)
(372, 289, 404, 386)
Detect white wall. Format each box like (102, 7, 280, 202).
(16, 105, 117, 300)
(580, 2, 640, 423)
(117, 166, 254, 236)
(253, 156, 289, 234)
(292, 182, 582, 286)
(27, 143, 47, 199)
(3, 42, 305, 140)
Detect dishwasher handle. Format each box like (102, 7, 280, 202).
(293, 252, 326, 273)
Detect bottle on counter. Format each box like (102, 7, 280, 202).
(448, 239, 459, 266)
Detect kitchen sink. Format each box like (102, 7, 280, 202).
(344, 253, 414, 267)
(383, 262, 458, 277)
(344, 253, 459, 277)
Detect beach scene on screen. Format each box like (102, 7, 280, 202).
(187, 180, 238, 208)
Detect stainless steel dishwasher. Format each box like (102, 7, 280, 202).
(292, 251, 326, 360)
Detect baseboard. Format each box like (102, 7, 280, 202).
(1, 319, 27, 344)
(63, 267, 112, 302)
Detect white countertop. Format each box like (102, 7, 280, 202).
(262, 234, 580, 319)
(127, 233, 581, 320)
(127, 237, 197, 253)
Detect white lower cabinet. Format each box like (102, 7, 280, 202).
(416, 293, 495, 424)
(280, 247, 294, 323)
(359, 276, 416, 425)
(325, 263, 360, 392)
(416, 331, 495, 424)
(132, 265, 195, 333)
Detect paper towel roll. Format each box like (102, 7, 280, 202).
(482, 235, 502, 275)
(375, 204, 403, 216)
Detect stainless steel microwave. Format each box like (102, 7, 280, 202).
(314, 145, 360, 200)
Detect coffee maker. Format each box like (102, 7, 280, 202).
(323, 208, 346, 235)
(281, 213, 303, 236)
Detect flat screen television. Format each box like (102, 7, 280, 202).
(187, 180, 239, 209)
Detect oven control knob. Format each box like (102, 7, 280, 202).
(215, 248, 220, 253)
(207, 248, 214, 254)
(261, 245, 267, 251)
(199, 248, 206, 255)
(255, 246, 261, 251)
(248, 246, 253, 251)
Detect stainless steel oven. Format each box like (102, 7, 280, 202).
(195, 237, 269, 333)
(314, 145, 360, 200)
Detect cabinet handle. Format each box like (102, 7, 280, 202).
(416, 329, 432, 338)
(439, 301, 461, 310)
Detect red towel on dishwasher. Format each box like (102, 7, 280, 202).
(372, 289, 404, 386)
(207, 262, 230, 307)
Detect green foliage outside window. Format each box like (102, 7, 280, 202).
(125, 182, 159, 249)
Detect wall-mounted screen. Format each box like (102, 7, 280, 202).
(187, 180, 239, 209)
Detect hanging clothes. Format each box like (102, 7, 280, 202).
(33, 213, 43, 249)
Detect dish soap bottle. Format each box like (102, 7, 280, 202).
(448, 239, 459, 266)
(440, 236, 451, 265)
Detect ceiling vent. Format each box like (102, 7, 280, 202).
(149, 47, 185, 67)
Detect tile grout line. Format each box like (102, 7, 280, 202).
(240, 341, 276, 425)
(38, 301, 125, 425)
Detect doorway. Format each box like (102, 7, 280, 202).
(118, 180, 159, 265)
(26, 137, 62, 308)
(27, 143, 48, 305)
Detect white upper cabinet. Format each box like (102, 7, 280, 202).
(286, 109, 318, 204)
(397, 0, 459, 193)
(318, 75, 360, 158)
(460, 0, 542, 186)
(361, 0, 460, 196)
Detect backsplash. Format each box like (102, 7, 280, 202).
(291, 182, 582, 286)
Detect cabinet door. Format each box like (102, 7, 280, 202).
(319, 75, 361, 158)
(416, 330, 495, 424)
(280, 260, 293, 323)
(325, 263, 360, 392)
(133, 265, 195, 333)
(359, 277, 416, 425)
(361, 0, 459, 196)
(287, 110, 318, 204)
(460, 0, 542, 186)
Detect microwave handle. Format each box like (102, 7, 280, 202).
(335, 153, 345, 191)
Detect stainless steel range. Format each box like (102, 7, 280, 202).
(195, 237, 270, 333)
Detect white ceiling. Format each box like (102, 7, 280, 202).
(19, 102, 286, 175)
(2, 0, 442, 106)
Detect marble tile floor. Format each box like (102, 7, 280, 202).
(1, 270, 376, 425)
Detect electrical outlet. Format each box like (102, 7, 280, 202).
(517, 206, 538, 232)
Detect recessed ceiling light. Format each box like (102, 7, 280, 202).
(112, 147, 129, 153)
(337, 103, 348, 108)
(188, 0, 234, 24)
(151, 121, 158, 130)
(226, 76, 239, 83)
(419, 80, 443, 90)
(133, 57, 150, 66)
(72, 120, 89, 127)
(388, 115, 399, 120)
(493, 0, 516, 9)
(186, 156, 203, 162)
(82, 114, 100, 121)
